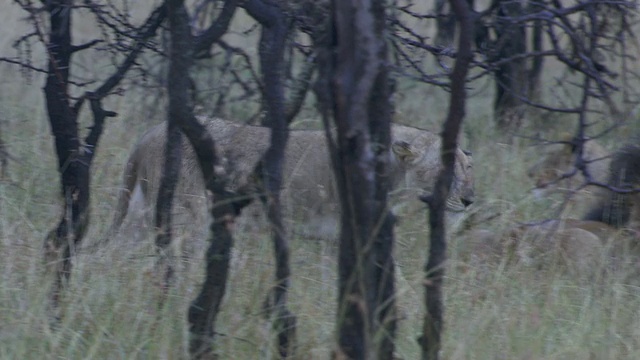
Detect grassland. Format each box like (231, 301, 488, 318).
(2, 2, 640, 359)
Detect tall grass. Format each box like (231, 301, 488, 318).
(2, 2, 640, 359)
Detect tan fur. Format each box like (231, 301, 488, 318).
(513, 224, 605, 274)
(528, 140, 640, 228)
(459, 142, 640, 273)
(527, 138, 610, 218)
(460, 219, 622, 274)
(110, 118, 475, 238)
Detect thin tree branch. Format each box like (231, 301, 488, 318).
(193, 0, 240, 58)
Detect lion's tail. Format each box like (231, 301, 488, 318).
(104, 146, 143, 243)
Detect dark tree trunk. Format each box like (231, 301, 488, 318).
(38, 1, 166, 313)
(0, 123, 8, 180)
(418, 0, 473, 359)
(154, 0, 238, 294)
(493, 0, 528, 130)
(160, 0, 247, 358)
(327, 0, 396, 358)
(154, 121, 183, 292)
(41, 0, 94, 311)
(434, 0, 456, 46)
(528, 5, 544, 103)
(244, 0, 297, 356)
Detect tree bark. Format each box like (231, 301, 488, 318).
(528, 3, 544, 103)
(38, 0, 166, 313)
(329, 0, 396, 358)
(0, 123, 8, 180)
(160, 0, 247, 358)
(434, 0, 456, 46)
(243, 0, 297, 356)
(41, 0, 95, 311)
(419, 0, 472, 359)
(154, 120, 182, 292)
(493, 0, 528, 130)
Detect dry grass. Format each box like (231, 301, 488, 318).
(2, 2, 640, 359)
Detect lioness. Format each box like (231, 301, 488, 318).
(527, 137, 610, 218)
(110, 118, 475, 239)
(457, 215, 636, 276)
(473, 143, 640, 273)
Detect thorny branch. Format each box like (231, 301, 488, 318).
(390, 0, 637, 115)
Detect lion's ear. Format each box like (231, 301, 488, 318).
(392, 141, 417, 163)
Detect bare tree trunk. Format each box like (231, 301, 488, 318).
(434, 0, 456, 47)
(160, 0, 248, 357)
(243, 0, 297, 356)
(41, 0, 99, 313)
(419, 0, 472, 359)
(154, 0, 239, 294)
(154, 122, 182, 293)
(368, 54, 397, 360)
(528, 6, 544, 103)
(36, 1, 166, 314)
(328, 0, 396, 358)
(0, 122, 7, 180)
(493, 0, 528, 130)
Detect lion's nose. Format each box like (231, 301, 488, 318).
(461, 198, 474, 207)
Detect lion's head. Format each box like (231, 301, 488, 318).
(527, 137, 610, 194)
(391, 133, 475, 213)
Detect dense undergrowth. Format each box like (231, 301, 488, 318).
(1, 2, 640, 359)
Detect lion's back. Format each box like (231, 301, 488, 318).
(203, 118, 271, 188)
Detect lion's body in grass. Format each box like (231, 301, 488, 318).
(458, 218, 635, 275)
(527, 138, 611, 218)
(110, 117, 475, 239)
(527, 139, 640, 228)
(460, 142, 640, 274)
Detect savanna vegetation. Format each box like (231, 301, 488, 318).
(1, 0, 640, 359)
